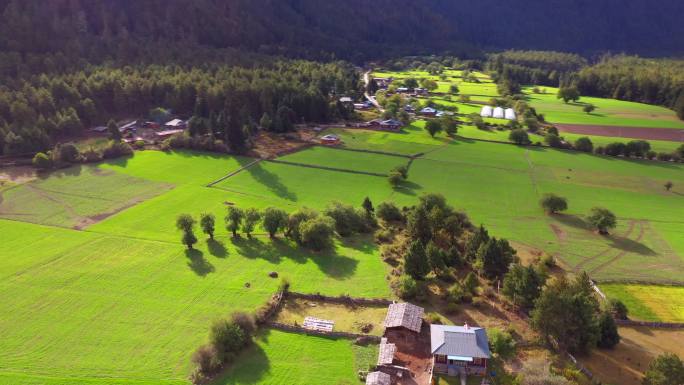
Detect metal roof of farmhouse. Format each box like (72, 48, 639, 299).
(430, 324, 491, 359)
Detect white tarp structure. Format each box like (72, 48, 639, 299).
(493, 107, 504, 119)
(504, 108, 516, 120)
(480, 106, 493, 117)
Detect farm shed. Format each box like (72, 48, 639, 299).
(164, 119, 186, 129)
(384, 302, 424, 333)
(366, 371, 391, 385)
(504, 108, 517, 120)
(419, 107, 437, 116)
(480, 106, 493, 117)
(320, 134, 341, 145)
(380, 119, 402, 130)
(377, 338, 397, 365)
(493, 107, 504, 119)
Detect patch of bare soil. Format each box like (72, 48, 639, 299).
(247, 129, 317, 159)
(549, 224, 567, 242)
(383, 327, 433, 385)
(579, 326, 684, 385)
(557, 124, 684, 142)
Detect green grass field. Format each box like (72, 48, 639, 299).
(215, 330, 376, 385)
(600, 284, 684, 322)
(523, 86, 684, 129)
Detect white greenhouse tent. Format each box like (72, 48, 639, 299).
(493, 107, 504, 119)
(504, 108, 517, 120)
(480, 106, 493, 117)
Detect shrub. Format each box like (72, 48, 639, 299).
(324, 201, 370, 236)
(544, 134, 563, 148)
(133, 140, 145, 149)
(608, 298, 628, 320)
(374, 228, 393, 243)
(286, 208, 318, 243)
(656, 152, 673, 161)
(231, 312, 256, 337)
(209, 319, 248, 363)
(299, 216, 336, 250)
(191, 344, 222, 376)
(377, 201, 403, 222)
(32, 152, 53, 169)
(489, 328, 517, 360)
(397, 275, 419, 299)
(509, 129, 530, 145)
(540, 254, 556, 268)
(81, 147, 103, 163)
(55, 143, 81, 163)
(574, 137, 593, 152)
(388, 171, 403, 188)
(643, 353, 684, 385)
(448, 282, 468, 303)
(278, 277, 290, 293)
(102, 140, 134, 159)
(604, 142, 626, 157)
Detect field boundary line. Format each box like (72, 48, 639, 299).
(265, 159, 388, 177)
(313, 144, 412, 159)
(206, 159, 261, 187)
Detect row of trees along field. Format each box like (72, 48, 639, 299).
(0, 60, 360, 156)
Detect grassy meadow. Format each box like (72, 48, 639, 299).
(523, 86, 684, 129)
(215, 330, 377, 385)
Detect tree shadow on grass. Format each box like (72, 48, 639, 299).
(231, 236, 358, 279)
(207, 238, 228, 258)
(394, 180, 422, 196)
(186, 248, 215, 276)
(608, 235, 657, 256)
(211, 340, 270, 385)
(242, 160, 297, 202)
(552, 213, 593, 231)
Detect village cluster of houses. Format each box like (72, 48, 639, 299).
(374, 77, 429, 97)
(480, 106, 517, 121)
(92, 118, 188, 143)
(365, 302, 491, 385)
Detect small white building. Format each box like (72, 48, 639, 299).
(492, 107, 505, 119)
(480, 106, 493, 118)
(504, 108, 517, 121)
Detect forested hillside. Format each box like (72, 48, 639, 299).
(1, 0, 684, 69)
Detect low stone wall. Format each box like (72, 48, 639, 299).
(267, 321, 382, 342)
(287, 291, 393, 306)
(316, 144, 412, 159)
(615, 319, 684, 328)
